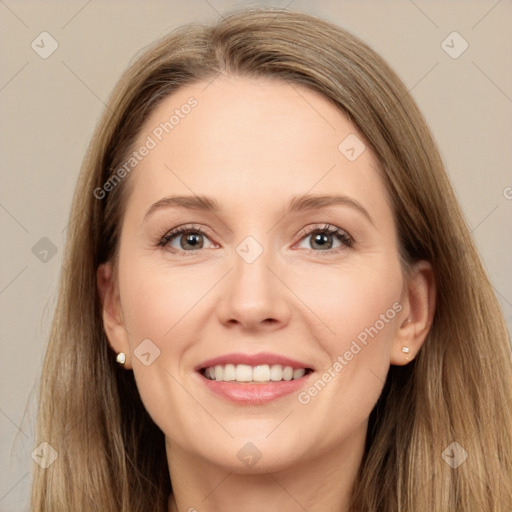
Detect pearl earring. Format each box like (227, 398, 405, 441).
(401, 346, 410, 354)
(116, 352, 126, 364)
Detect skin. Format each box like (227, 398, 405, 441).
(97, 76, 435, 512)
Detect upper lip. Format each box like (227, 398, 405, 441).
(194, 352, 314, 371)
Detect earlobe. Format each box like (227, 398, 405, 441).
(97, 262, 132, 368)
(391, 260, 436, 366)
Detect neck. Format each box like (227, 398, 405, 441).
(166, 426, 367, 512)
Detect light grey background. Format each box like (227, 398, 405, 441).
(1, 1, 511, 509)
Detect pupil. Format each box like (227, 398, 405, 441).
(181, 232, 203, 249)
(313, 232, 332, 250)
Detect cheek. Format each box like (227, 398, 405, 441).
(292, 259, 402, 413)
(293, 258, 403, 349)
(119, 261, 201, 345)
(118, 264, 202, 433)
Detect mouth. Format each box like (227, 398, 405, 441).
(194, 353, 315, 404)
(200, 364, 314, 383)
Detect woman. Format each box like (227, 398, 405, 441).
(32, 7, 512, 511)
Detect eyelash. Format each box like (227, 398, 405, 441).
(156, 223, 354, 256)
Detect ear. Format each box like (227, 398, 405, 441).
(390, 260, 436, 365)
(97, 262, 132, 369)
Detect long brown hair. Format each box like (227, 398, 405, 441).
(32, 8, 512, 511)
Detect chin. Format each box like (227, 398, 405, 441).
(187, 434, 308, 474)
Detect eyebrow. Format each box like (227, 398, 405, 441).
(144, 193, 374, 225)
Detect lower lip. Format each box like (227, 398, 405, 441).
(198, 372, 313, 405)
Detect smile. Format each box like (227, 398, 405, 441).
(195, 352, 315, 404)
(201, 363, 311, 383)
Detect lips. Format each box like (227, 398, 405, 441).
(194, 352, 315, 404)
(194, 352, 314, 372)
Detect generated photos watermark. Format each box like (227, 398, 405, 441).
(94, 96, 198, 200)
(298, 301, 403, 405)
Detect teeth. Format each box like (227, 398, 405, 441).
(270, 364, 283, 381)
(293, 368, 306, 379)
(283, 366, 294, 381)
(252, 364, 270, 382)
(223, 363, 236, 381)
(236, 364, 252, 382)
(203, 364, 308, 383)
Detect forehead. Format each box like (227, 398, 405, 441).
(122, 76, 390, 225)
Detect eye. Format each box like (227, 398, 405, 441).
(295, 224, 353, 254)
(157, 223, 353, 256)
(157, 224, 217, 254)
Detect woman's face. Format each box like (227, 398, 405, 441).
(101, 76, 414, 473)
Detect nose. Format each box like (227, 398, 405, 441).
(216, 241, 292, 333)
